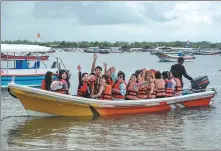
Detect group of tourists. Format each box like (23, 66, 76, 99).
(41, 54, 193, 100)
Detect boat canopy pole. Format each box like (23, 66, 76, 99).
(57, 57, 60, 74)
(59, 58, 68, 72)
(7, 52, 8, 74)
(35, 52, 37, 74)
(14, 52, 16, 68)
(41, 59, 47, 69)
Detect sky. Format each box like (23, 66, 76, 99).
(1, 1, 221, 42)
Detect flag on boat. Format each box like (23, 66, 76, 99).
(37, 33, 42, 42)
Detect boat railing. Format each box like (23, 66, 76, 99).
(47, 53, 71, 77)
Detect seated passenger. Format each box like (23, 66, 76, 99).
(170, 71, 183, 96)
(125, 74, 138, 100)
(154, 71, 166, 98)
(77, 65, 90, 98)
(88, 73, 96, 95)
(136, 73, 149, 99)
(41, 71, 53, 91)
(112, 71, 127, 100)
(145, 71, 156, 99)
(162, 71, 174, 97)
(90, 75, 112, 100)
(50, 69, 70, 95)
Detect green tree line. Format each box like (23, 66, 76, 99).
(1, 40, 221, 49)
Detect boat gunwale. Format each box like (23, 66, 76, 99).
(9, 83, 215, 108)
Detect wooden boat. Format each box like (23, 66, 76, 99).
(155, 52, 195, 62)
(1, 53, 49, 61)
(8, 83, 216, 117)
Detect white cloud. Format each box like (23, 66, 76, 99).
(1, 1, 221, 42)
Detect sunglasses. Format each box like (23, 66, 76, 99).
(118, 75, 123, 78)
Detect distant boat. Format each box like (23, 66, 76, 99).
(192, 50, 221, 55)
(201, 51, 221, 55)
(129, 48, 143, 52)
(84, 47, 99, 53)
(108, 47, 123, 53)
(99, 49, 109, 54)
(155, 52, 195, 62)
(63, 48, 78, 52)
(150, 47, 192, 55)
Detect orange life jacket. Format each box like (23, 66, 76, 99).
(107, 77, 114, 86)
(173, 78, 183, 94)
(165, 79, 173, 97)
(112, 81, 126, 99)
(147, 82, 156, 99)
(125, 82, 137, 100)
(41, 80, 46, 90)
(155, 79, 166, 97)
(137, 83, 148, 99)
(99, 85, 112, 100)
(77, 82, 88, 97)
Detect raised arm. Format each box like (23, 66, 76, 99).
(110, 66, 117, 82)
(103, 62, 107, 75)
(91, 53, 97, 74)
(77, 65, 81, 82)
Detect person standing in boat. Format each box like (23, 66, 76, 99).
(50, 69, 70, 95)
(41, 71, 53, 91)
(77, 65, 90, 98)
(91, 53, 103, 95)
(170, 57, 193, 87)
(90, 75, 112, 100)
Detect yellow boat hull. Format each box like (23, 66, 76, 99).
(10, 86, 95, 117)
(8, 83, 216, 117)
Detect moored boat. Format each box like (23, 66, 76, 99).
(8, 82, 216, 117)
(155, 52, 195, 62)
(99, 49, 109, 54)
(1, 44, 68, 88)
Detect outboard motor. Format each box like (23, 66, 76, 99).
(191, 75, 210, 92)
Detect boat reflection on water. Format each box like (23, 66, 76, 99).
(6, 116, 97, 149)
(5, 111, 190, 150)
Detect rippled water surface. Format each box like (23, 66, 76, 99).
(1, 52, 221, 150)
